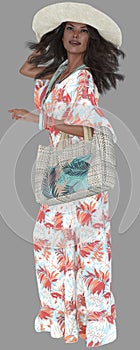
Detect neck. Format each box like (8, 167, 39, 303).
(65, 53, 85, 72)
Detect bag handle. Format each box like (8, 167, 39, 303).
(57, 125, 92, 150)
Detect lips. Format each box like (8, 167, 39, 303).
(69, 41, 81, 45)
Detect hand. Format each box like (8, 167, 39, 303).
(8, 109, 38, 123)
(27, 49, 41, 63)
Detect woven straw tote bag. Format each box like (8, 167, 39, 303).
(33, 124, 117, 206)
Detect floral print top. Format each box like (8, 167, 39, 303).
(34, 69, 117, 147)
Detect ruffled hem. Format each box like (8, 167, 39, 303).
(34, 309, 117, 347)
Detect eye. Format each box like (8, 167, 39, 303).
(81, 29, 89, 33)
(65, 26, 73, 31)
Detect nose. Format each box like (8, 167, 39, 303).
(73, 29, 79, 38)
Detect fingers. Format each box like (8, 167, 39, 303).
(8, 109, 27, 121)
(8, 109, 27, 114)
(13, 116, 23, 120)
(11, 112, 22, 120)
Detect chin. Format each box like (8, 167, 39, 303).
(67, 47, 86, 54)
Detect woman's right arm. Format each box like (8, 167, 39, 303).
(9, 51, 51, 122)
(19, 50, 47, 78)
(8, 109, 39, 123)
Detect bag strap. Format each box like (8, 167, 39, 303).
(83, 125, 93, 140)
(57, 126, 92, 150)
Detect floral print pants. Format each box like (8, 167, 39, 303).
(33, 192, 117, 347)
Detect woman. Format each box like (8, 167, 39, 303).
(9, 2, 125, 348)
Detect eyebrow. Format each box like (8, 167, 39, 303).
(66, 23, 87, 28)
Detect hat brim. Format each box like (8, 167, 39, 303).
(32, 2, 122, 48)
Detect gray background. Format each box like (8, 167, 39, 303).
(0, 0, 139, 349)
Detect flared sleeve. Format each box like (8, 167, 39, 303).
(63, 70, 117, 143)
(34, 79, 50, 130)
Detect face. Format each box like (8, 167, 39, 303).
(62, 22, 90, 54)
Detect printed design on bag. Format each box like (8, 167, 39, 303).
(42, 154, 92, 198)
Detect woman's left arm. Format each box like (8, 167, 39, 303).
(47, 118, 94, 137)
(53, 118, 85, 137)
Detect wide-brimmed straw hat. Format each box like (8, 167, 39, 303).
(32, 2, 122, 48)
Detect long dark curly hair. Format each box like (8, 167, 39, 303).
(27, 22, 125, 94)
